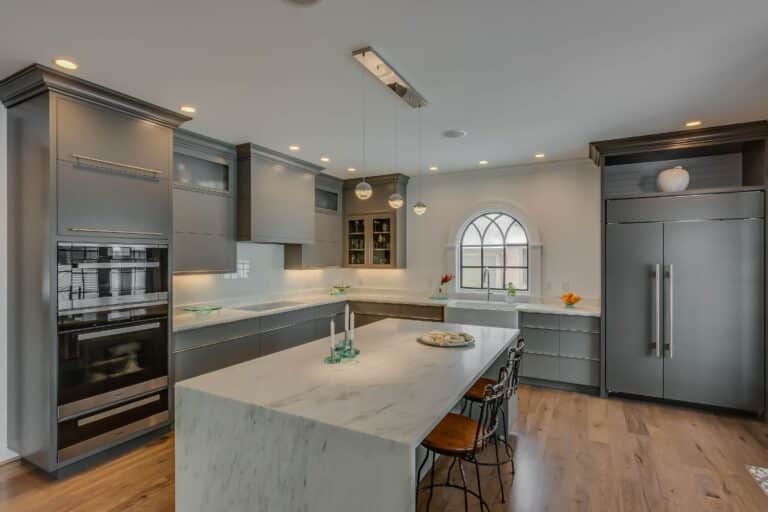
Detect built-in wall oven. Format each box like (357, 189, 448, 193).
(57, 243, 170, 463)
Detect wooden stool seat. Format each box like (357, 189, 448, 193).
(422, 413, 485, 456)
(465, 377, 496, 402)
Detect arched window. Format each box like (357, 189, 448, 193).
(459, 212, 529, 291)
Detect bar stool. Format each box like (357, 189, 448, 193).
(416, 369, 509, 512)
(460, 338, 525, 502)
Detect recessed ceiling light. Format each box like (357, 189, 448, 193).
(53, 58, 78, 71)
(289, 145, 301, 152)
(685, 120, 702, 128)
(442, 129, 468, 139)
(347, 167, 357, 172)
(320, 156, 331, 163)
(429, 166, 439, 171)
(180, 105, 197, 114)
(479, 160, 489, 166)
(535, 153, 546, 159)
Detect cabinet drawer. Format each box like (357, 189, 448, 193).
(401, 305, 443, 321)
(520, 354, 559, 381)
(174, 334, 261, 382)
(173, 233, 235, 274)
(559, 315, 600, 333)
(521, 327, 559, 355)
(261, 322, 315, 357)
(173, 318, 261, 353)
(58, 160, 170, 239)
(349, 301, 400, 318)
(311, 303, 346, 320)
(56, 96, 172, 178)
(559, 331, 600, 360)
(520, 312, 559, 329)
(559, 358, 600, 387)
(260, 309, 313, 332)
(173, 188, 232, 236)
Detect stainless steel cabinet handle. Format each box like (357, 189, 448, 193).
(664, 264, 674, 358)
(72, 153, 163, 176)
(76, 394, 160, 427)
(77, 322, 161, 341)
(69, 228, 164, 237)
(651, 264, 661, 357)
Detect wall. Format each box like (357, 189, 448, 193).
(174, 158, 601, 305)
(0, 104, 17, 462)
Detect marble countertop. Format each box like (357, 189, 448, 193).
(173, 292, 599, 332)
(176, 318, 519, 448)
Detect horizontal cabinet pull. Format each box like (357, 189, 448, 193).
(77, 322, 161, 341)
(77, 394, 161, 426)
(72, 153, 163, 177)
(69, 228, 165, 237)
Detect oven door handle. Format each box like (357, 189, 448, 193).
(77, 322, 161, 342)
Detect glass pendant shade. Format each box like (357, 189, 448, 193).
(355, 180, 373, 200)
(413, 201, 427, 215)
(388, 193, 404, 209)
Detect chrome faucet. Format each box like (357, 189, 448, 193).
(483, 267, 491, 301)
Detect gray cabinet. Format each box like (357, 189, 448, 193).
(173, 130, 237, 274)
(237, 143, 325, 244)
(172, 303, 346, 383)
(343, 174, 409, 268)
(55, 95, 174, 239)
(606, 194, 765, 412)
(284, 174, 343, 269)
(519, 312, 601, 390)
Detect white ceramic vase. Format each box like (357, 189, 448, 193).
(657, 165, 690, 192)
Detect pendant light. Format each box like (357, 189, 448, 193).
(412, 107, 427, 215)
(388, 101, 404, 209)
(355, 65, 373, 200)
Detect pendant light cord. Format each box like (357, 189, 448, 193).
(361, 63, 367, 182)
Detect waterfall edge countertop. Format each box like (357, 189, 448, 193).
(173, 293, 599, 332)
(175, 318, 520, 511)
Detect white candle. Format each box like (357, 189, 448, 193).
(350, 312, 355, 344)
(344, 304, 350, 336)
(330, 319, 336, 354)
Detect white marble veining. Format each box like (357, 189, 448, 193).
(515, 301, 601, 317)
(175, 319, 519, 512)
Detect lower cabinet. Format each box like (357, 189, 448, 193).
(348, 301, 444, 325)
(172, 303, 346, 383)
(518, 312, 601, 390)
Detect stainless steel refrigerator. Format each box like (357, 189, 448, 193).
(605, 191, 764, 413)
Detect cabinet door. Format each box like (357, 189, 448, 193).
(369, 214, 395, 268)
(605, 222, 664, 398)
(662, 219, 764, 412)
(173, 334, 261, 383)
(173, 233, 236, 274)
(57, 159, 170, 239)
(345, 216, 368, 267)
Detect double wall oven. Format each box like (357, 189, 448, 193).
(56, 243, 170, 463)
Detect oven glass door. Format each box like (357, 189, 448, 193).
(58, 244, 168, 311)
(58, 318, 168, 416)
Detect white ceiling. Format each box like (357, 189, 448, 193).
(1, 0, 767, 177)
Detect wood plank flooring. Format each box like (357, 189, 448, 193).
(2, 385, 768, 511)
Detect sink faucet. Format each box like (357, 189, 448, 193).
(483, 267, 491, 301)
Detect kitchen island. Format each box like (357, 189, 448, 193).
(175, 318, 519, 511)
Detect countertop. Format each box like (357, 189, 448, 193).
(173, 292, 600, 332)
(176, 318, 519, 447)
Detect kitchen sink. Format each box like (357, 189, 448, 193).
(235, 300, 304, 312)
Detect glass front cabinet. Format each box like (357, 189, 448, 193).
(344, 213, 396, 268)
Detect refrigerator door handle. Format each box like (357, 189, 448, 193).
(651, 264, 661, 357)
(664, 263, 674, 358)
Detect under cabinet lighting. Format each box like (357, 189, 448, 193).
(53, 58, 78, 71)
(685, 120, 702, 128)
(352, 46, 427, 109)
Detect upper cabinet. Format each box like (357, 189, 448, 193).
(342, 174, 409, 268)
(284, 174, 343, 269)
(236, 143, 324, 244)
(173, 130, 237, 274)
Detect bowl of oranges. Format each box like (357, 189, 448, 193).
(561, 292, 581, 308)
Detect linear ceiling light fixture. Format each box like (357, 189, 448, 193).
(352, 46, 427, 109)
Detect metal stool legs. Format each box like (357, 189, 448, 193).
(416, 450, 491, 512)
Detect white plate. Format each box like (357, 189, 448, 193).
(417, 330, 475, 348)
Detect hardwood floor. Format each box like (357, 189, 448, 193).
(2, 385, 768, 511)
